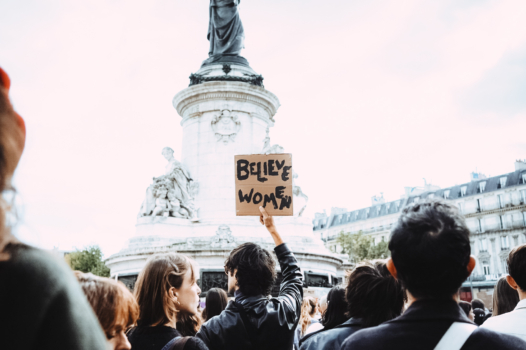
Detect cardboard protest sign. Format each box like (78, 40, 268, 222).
(235, 153, 293, 216)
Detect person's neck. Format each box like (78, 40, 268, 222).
(405, 291, 457, 309)
(518, 288, 526, 301)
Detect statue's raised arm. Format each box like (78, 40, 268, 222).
(208, 0, 245, 58)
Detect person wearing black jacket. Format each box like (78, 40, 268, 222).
(341, 199, 526, 350)
(196, 206, 303, 350)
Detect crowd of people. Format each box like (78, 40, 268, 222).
(1, 65, 526, 350)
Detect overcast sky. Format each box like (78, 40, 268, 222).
(2, 0, 525, 257)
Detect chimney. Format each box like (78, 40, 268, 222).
(515, 160, 526, 171)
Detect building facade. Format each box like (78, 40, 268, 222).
(313, 161, 526, 306)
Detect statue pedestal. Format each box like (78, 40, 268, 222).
(106, 64, 344, 293)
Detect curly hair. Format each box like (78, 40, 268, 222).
(299, 297, 317, 336)
(224, 242, 276, 297)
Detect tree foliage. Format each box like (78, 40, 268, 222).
(336, 231, 390, 262)
(67, 245, 110, 277)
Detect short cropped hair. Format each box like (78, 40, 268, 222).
(507, 244, 526, 291)
(224, 242, 276, 296)
(346, 261, 404, 327)
(471, 298, 485, 311)
(75, 272, 138, 339)
(389, 199, 471, 299)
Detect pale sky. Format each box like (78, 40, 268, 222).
(1, 0, 525, 257)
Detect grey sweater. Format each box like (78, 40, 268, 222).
(0, 243, 108, 350)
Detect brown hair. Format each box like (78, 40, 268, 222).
(0, 67, 25, 257)
(75, 272, 139, 339)
(203, 288, 228, 321)
(176, 310, 203, 336)
(299, 297, 317, 336)
(134, 252, 195, 327)
(493, 276, 519, 316)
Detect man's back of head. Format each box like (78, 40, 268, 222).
(389, 199, 471, 299)
(471, 298, 485, 311)
(224, 242, 276, 296)
(507, 244, 526, 295)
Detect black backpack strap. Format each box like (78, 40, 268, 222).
(233, 301, 260, 350)
(171, 336, 191, 350)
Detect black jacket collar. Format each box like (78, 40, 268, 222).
(390, 299, 475, 324)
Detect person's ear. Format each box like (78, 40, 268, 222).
(169, 287, 178, 302)
(386, 258, 397, 279)
(506, 275, 519, 291)
(467, 256, 476, 276)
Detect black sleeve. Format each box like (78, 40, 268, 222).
(274, 243, 303, 325)
(184, 337, 210, 350)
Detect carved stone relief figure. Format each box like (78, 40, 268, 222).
(211, 225, 235, 248)
(138, 148, 199, 221)
(211, 110, 241, 144)
(262, 127, 284, 154)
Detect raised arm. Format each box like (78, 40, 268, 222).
(259, 206, 284, 246)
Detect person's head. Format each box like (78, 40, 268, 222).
(299, 297, 317, 336)
(318, 295, 328, 315)
(203, 288, 228, 321)
(493, 276, 520, 316)
(387, 199, 475, 300)
(224, 242, 276, 296)
(346, 260, 404, 327)
(471, 298, 485, 311)
(134, 253, 201, 328)
(162, 147, 174, 160)
(320, 285, 348, 330)
(0, 67, 26, 250)
(506, 244, 526, 296)
(473, 308, 485, 326)
(459, 300, 473, 321)
(75, 272, 138, 350)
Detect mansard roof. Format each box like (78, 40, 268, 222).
(313, 168, 526, 231)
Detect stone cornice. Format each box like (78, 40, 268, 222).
(464, 204, 526, 218)
(172, 81, 280, 119)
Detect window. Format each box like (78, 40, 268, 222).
(502, 259, 509, 273)
(444, 190, 450, 200)
(476, 199, 481, 212)
(477, 219, 483, 233)
(522, 174, 526, 184)
(377, 206, 381, 215)
(428, 193, 435, 199)
(499, 176, 508, 189)
(521, 190, 526, 204)
(501, 236, 510, 250)
(499, 194, 504, 209)
(499, 215, 505, 230)
(365, 208, 369, 218)
(479, 181, 487, 193)
(461, 186, 467, 197)
(478, 238, 488, 252)
(458, 203, 463, 213)
(483, 263, 491, 275)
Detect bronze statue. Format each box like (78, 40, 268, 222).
(208, 0, 245, 57)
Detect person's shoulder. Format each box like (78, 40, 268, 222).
(5, 244, 73, 292)
(469, 327, 526, 349)
(185, 337, 209, 350)
(340, 324, 390, 350)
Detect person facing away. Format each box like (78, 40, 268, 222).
(491, 275, 520, 317)
(482, 244, 526, 341)
(302, 261, 404, 350)
(341, 199, 526, 350)
(294, 297, 319, 349)
(176, 310, 204, 337)
(126, 252, 208, 350)
(75, 272, 139, 350)
(0, 67, 108, 350)
(196, 206, 303, 350)
(299, 285, 350, 348)
(202, 288, 228, 321)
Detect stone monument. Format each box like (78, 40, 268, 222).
(106, 4, 345, 295)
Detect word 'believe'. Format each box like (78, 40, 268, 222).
(236, 159, 292, 183)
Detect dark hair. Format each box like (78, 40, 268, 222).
(473, 308, 485, 326)
(493, 276, 519, 316)
(203, 288, 228, 321)
(507, 244, 526, 291)
(471, 298, 485, 311)
(320, 285, 348, 330)
(389, 199, 471, 299)
(224, 242, 276, 296)
(134, 253, 195, 327)
(176, 310, 203, 336)
(346, 261, 404, 327)
(458, 300, 471, 318)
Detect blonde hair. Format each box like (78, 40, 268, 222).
(299, 297, 317, 336)
(75, 272, 139, 339)
(134, 252, 195, 327)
